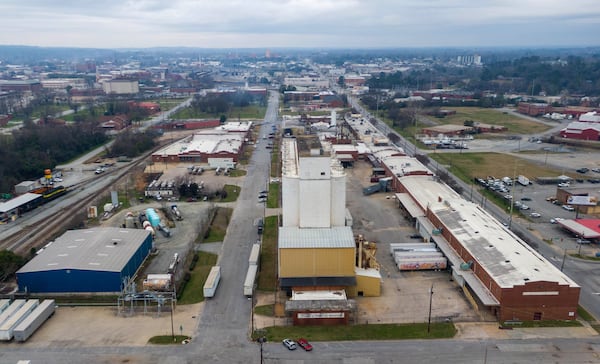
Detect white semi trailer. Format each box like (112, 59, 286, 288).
(203, 266, 221, 298)
(13, 300, 55, 342)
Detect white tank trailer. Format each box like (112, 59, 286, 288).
(142, 274, 172, 291)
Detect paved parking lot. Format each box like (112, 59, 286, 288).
(346, 160, 489, 324)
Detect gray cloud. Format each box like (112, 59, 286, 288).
(1, 0, 598, 48)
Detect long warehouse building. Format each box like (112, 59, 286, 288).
(17, 228, 153, 293)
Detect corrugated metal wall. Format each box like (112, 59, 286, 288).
(279, 248, 355, 277)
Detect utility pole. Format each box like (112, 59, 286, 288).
(427, 283, 434, 333)
(560, 247, 567, 271)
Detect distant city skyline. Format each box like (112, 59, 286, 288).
(1, 1, 599, 49)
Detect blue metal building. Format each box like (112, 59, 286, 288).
(16, 227, 152, 293)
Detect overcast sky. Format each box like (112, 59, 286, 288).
(1, 0, 598, 49)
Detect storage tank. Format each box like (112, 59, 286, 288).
(142, 274, 172, 291)
(145, 226, 155, 237)
(145, 208, 160, 227)
(125, 216, 135, 228)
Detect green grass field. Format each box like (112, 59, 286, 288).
(436, 107, 550, 134)
(257, 215, 278, 291)
(253, 322, 456, 341)
(177, 252, 218, 304)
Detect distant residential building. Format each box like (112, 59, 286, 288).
(517, 102, 550, 116)
(457, 55, 482, 66)
(41, 78, 87, 91)
(102, 79, 139, 95)
(0, 79, 42, 93)
(283, 76, 329, 88)
(343, 75, 366, 87)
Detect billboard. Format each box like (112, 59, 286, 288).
(567, 195, 597, 206)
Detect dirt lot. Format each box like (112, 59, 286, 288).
(5, 303, 203, 348)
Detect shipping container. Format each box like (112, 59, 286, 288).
(396, 257, 447, 271)
(0, 299, 39, 341)
(248, 243, 261, 266)
(12, 300, 55, 342)
(389, 243, 437, 256)
(394, 251, 444, 260)
(203, 266, 221, 298)
(243, 264, 258, 297)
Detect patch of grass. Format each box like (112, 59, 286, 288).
(429, 152, 578, 184)
(203, 207, 232, 243)
(257, 215, 278, 291)
(570, 253, 600, 261)
(254, 304, 275, 317)
(148, 335, 191, 344)
(439, 107, 551, 134)
(266, 182, 279, 208)
(221, 184, 241, 202)
(577, 306, 596, 322)
(228, 169, 247, 177)
(177, 252, 218, 304)
(253, 322, 456, 341)
(500, 320, 582, 328)
(155, 98, 187, 111)
(229, 105, 267, 119)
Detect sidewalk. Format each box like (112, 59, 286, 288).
(455, 321, 598, 340)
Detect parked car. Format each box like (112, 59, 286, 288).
(562, 205, 575, 211)
(576, 238, 591, 244)
(530, 212, 541, 218)
(520, 197, 531, 201)
(282, 338, 297, 350)
(576, 167, 589, 173)
(558, 182, 570, 188)
(550, 217, 564, 224)
(296, 338, 313, 351)
(592, 168, 600, 173)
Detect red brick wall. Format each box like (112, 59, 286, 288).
(498, 282, 580, 321)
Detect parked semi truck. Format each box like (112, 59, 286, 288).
(203, 266, 221, 298)
(243, 264, 258, 297)
(248, 243, 261, 266)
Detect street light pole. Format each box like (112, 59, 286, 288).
(427, 283, 434, 333)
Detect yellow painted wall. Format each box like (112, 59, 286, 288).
(279, 248, 355, 278)
(353, 274, 381, 297)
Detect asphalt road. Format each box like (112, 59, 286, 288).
(3, 92, 600, 363)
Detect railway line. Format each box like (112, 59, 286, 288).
(0, 154, 149, 256)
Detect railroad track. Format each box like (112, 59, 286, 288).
(1, 152, 151, 256)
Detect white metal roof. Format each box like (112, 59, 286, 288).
(0, 193, 41, 213)
(279, 226, 355, 249)
(17, 228, 151, 274)
(430, 198, 579, 289)
(399, 175, 460, 211)
(354, 267, 383, 279)
(558, 219, 600, 239)
(153, 131, 245, 157)
(382, 155, 431, 176)
(395, 193, 425, 217)
(291, 289, 347, 301)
